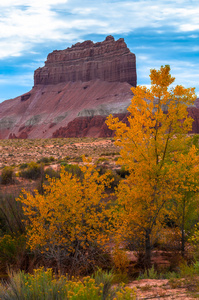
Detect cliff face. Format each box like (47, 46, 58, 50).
(34, 35, 136, 87)
(1, 35, 198, 140)
(0, 36, 136, 139)
(52, 113, 130, 138)
(0, 80, 133, 139)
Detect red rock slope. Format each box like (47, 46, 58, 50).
(0, 36, 136, 139)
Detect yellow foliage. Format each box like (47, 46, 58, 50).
(112, 246, 129, 273)
(106, 65, 198, 264)
(17, 160, 112, 258)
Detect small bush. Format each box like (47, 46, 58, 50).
(37, 156, 55, 164)
(93, 268, 114, 299)
(0, 193, 25, 234)
(112, 247, 129, 274)
(0, 234, 27, 272)
(1, 167, 14, 185)
(44, 167, 60, 179)
(97, 157, 108, 164)
(19, 163, 28, 170)
(0, 267, 136, 300)
(19, 162, 42, 180)
(64, 164, 83, 179)
(137, 265, 159, 280)
(73, 156, 83, 163)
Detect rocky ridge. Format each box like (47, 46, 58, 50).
(34, 35, 136, 86)
(0, 35, 199, 139)
(0, 36, 136, 139)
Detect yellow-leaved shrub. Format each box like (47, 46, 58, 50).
(17, 159, 113, 274)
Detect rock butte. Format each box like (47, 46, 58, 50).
(0, 35, 198, 139)
(0, 36, 136, 139)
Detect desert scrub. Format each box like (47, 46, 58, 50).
(19, 163, 28, 169)
(44, 167, 60, 179)
(0, 234, 27, 272)
(0, 267, 136, 299)
(0, 166, 14, 185)
(37, 156, 55, 164)
(19, 162, 42, 180)
(137, 265, 159, 280)
(97, 157, 108, 164)
(63, 163, 83, 179)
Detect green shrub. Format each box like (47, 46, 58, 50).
(137, 265, 159, 280)
(37, 156, 55, 164)
(64, 164, 83, 179)
(73, 156, 83, 163)
(0, 193, 25, 234)
(97, 157, 108, 164)
(1, 167, 14, 185)
(19, 163, 28, 170)
(0, 267, 136, 299)
(44, 167, 60, 179)
(93, 268, 114, 299)
(137, 265, 182, 280)
(19, 162, 42, 180)
(0, 234, 27, 271)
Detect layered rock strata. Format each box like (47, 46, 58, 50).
(0, 36, 136, 139)
(0, 80, 133, 139)
(34, 35, 136, 87)
(1, 35, 198, 139)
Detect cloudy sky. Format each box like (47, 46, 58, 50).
(0, 0, 199, 103)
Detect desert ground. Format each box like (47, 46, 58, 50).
(0, 137, 199, 299)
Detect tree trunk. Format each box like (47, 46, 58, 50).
(181, 198, 185, 257)
(145, 229, 152, 270)
(181, 227, 185, 257)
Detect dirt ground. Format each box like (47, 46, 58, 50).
(1, 137, 199, 299)
(0, 137, 119, 168)
(129, 278, 199, 299)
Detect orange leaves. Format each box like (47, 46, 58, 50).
(149, 65, 175, 98)
(106, 65, 198, 259)
(17, 163, 112, 255)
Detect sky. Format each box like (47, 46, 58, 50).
(0, 0, 199, 103)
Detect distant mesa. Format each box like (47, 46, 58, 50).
(0, 36, 136, 139)
(34, 35, 136, 86)
(0, 36, 198, 139)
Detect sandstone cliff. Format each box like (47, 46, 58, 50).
(0, 36, 136, 139)
(34, 35, 136, 87)
(1, 35, 198, 139)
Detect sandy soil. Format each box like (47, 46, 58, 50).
(129, 278, 198, 299)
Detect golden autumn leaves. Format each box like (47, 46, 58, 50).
(18, 161, 112, 251)
(18, 66, 198, 268)
(106, 65, 198, 265)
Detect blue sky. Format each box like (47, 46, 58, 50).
(0, 0, 199, 103)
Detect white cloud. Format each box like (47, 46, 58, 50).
(0, 73, 33, 86)
(0, 40, 27, 58)
(0, 0, 199, 59)
(180, 24, 199, 32)
(0, 0, 67, 7)
(189, 34, 198, 38)
(136, 55, 199, 96)
(0, 0, 198, 100)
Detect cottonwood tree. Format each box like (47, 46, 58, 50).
(106, 65, 197, 268)
(171, 147, 199, 256)
(18, 160, 113, 274)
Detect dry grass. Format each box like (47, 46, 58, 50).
(0, 138, 120, 169)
